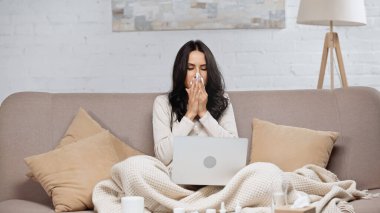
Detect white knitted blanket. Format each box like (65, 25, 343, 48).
(92, 156, 372, 213)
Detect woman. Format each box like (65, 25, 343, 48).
(153, 40, 238, 166)
(93, 40, 248, 213)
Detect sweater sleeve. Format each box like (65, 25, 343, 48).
(199, 100, 239, 138)
(152, 95, 194, 165)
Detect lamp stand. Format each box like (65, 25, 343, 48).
(317, 21, 348, 89)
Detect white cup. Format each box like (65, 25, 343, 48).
(173, 207, 185, 213)
(205, 209, 216, 213)
(121, 196, 144, 213)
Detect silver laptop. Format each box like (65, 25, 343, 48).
(171, 136, 248, 186)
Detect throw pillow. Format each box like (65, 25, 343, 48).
(57, 107, 142, 160)
(26, 107, 105, 179)
(25, 107, 143, 211)
(57, 107, 105, 148)
(27, 107, 142, 178)
(250, 118, 339, 172)
(25, 131, 126, 212)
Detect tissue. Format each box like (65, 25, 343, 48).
(189, 72, 204, 86)
(195, 72, 204, 84)
(291, 192, 311, 209)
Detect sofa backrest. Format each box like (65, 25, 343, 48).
(1, 87, 379, 205)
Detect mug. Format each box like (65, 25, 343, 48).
(121, 196, 144, 213)
(173, 207, 185, 213)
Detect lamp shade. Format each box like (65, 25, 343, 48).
(297, 0, 367, 26)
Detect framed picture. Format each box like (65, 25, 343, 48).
(112, 0, 285, 31)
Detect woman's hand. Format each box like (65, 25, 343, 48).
(185, 79, 199, 120)
(198, 79, 208, 118)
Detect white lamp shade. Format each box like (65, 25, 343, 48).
(297, 0, 367, 26)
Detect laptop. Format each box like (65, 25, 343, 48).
(171, 136, 248, 186)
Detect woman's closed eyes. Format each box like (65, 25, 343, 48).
(187, 64, 207, 71)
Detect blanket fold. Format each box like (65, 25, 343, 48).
(92, 156, 371, 213)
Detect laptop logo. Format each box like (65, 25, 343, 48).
(203, 156, 216, 168)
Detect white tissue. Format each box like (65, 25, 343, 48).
(195, 72, 200, 80)
(291, 192, 311, 209)
(195, 72, 204, 84)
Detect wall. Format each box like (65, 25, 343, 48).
(1, 0, 379, 104)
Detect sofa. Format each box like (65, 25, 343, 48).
(0, 86, 379, 213)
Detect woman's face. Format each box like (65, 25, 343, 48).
(185, 50, 208, 89)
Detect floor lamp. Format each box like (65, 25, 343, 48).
(297, 0, 367, 89)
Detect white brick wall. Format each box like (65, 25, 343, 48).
(0, 0, 379, 103)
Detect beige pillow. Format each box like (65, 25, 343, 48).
(57, 107, 142, 160)
(250, 118, 339, 172)
(25, 131, 131, 212)
(25, 108, 143, 211)
(26, 107, 104, 179)
(27, 108, 141, 178)
(57, 107, 105, 148)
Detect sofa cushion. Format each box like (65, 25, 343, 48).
(0, 199, 55, 213)
(24, 131, 126, 212)
(0, 199, 94, 213)
(250, 118, 338, 172)
(351, 189, 380, 213)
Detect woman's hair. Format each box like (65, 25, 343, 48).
(168, 40, 229, 126)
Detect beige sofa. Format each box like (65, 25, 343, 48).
(0, 86, 379, 213)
